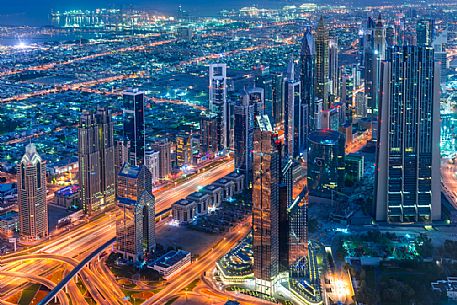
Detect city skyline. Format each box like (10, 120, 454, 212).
(0, 1, 456, 305)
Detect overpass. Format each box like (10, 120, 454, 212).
(37, 237, 116, 305)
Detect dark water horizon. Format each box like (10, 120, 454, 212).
(0, 0, 414, 27)
(0, 0, 290, 27)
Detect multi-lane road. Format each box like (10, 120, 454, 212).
(0, 159, 234, 305)
(441, 158, 457, 209)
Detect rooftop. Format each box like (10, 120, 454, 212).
(55, 185, 80, 197)
(119, 163, 141, 179)
(174, 199, 194, 207)
(309, 129, 342, 146)
(154, 250, 190, 269)
(0, 183, 16, 193)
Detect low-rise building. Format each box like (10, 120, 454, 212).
(151, 250, 191, 280)
(212, 178, 236, 200)
(186, 192, 209, 215)
(0, 211, 18, 237)
(224, 172, 245, 194)
(172, 199, 196, 223)
(201, 185, 224, 208)
(0, 183, 17, 202)
(54, 185, 80, 208)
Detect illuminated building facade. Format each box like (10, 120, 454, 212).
(123, 89, 145, 166)
(234, 93, 255, 187)
(78, 108, 116, 215)
(17, 143, 48, 240)
(315, 16, 330, 108)
(252, 115, 280, 294)
(209, 64, 228, 152)
(375, 46, 441, 223)
(116, 163, 155, 262)
(307, 129, 345, 197)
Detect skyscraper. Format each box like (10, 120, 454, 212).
(17, 143, 48, 240)
(200, 113, 219, 157)
(144, 150, 160, 185)
(116, 163, 155, 262)
(328, 38, 339, 98)
(288, 186, 308, 265)
(151, 139, 171, 180)
(284, 60, 305, 158)
(375, 46, 441, 223)
(252, 115, 280, 294)
(315, 16, 330, 108)
(209, 64, 228, 152)
(255, 71, 274, 122)
(307, 129, 346, 197)
(278, 156, 293, 272)
(416, 18, 434, 47)
(234, 91, 255, 186)
(300, 27, 315, 144)
(123, 89, 145, 166)
(78, 108, 116, 215)
(364, 15, 386, 121)
(271, 72, 285, 127)
(115, 140, 130, 176)
(245, 87, 265, 117)
(176, 133, 192, 167)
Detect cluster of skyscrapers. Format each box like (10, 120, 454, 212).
(203, 13, 445, 295)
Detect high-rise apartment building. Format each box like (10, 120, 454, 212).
(145, 150, 160, 185)
(17, 143, 48, 240)
(151, 139, 171, 180)
(78, 108, 116, 215)
(375, 46, 441, 223)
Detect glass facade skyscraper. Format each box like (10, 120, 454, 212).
(116, 163, 155, 262)
(78, 108, 116, 215)
(252, 115, 280, 294)
(123, 89, 145, 166)
(315, 16, 330, 109)
(234, 93, 255, 187)
(209, 63, 228, 152)
(307, 129, 346, 197)
(375, 45, 441, 223)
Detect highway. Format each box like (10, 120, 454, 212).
(441, 158, 457, 209)
(0, 159, 234, 304)
(143, 218, 251, 305)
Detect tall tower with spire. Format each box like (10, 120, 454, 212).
(315, 16, 330, 109)
(17, 143, 48, 240)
